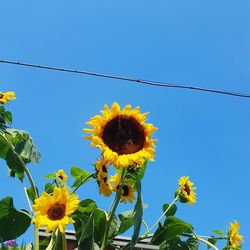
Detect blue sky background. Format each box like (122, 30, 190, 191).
(0, 1, 250, 249)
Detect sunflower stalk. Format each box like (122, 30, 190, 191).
(0, 132, 40, 250)
(146, 194, 179, 235)
(192, 230, 219, 250)
(101, 167, 127, 250)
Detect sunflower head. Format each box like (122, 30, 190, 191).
(94, 158, 112, 197)
(110, 173, 135, 203)
(56, 169, 68, 183)
(84, 102, 157, 168)
(177, 176, 196, 205)
(0, 91, 16, 105)
(227, 221, 243, 249)
(32, 187, 80, 233)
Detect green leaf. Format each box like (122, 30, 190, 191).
(44, 173, 56, 179)
(151, 216, 193, 245)
(3, 112, 12, 126)
(118, 210, 134, 235)
(0, 134, 9, 159)
(93, 208, 107, 245)
(163, 204, 177, 217)
(130, 177, 143, 247)
(6, 129, 40, 164)
(70, 166, 91, 187)
(6, 149, 24, 181)
(136, 159, 148, 180)
(207, 237, 218, 249)
(212, 229, 224, 236)
(0, 197, 31, 242)
(159, 237, 199, 250)
(108, 215, 120, 241)
(44, 183, 54, 194)
(26, 186, 38, 204)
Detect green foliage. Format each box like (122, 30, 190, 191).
(118, 210, 134, 235)
(0, 197, 31, 242)
(26, 186, 38, 204)
(70, 166, 92, 188)
(0, 128, 40, 181)
(162, 204, 177, 217)
(151, 216, 193, 246)
(207, 237, 218, 249)
(0, 106, 12, 127)
(213, 229, 224, 236)
(130, 176, 143, 247)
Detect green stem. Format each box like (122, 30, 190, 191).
(192, 231, 219, 250)
(101, 168, 127, 250)
(72, 174, 94, 194)
(1, 133, 39, 249)
(62, 232, 67, 250)
(147, 195, 179, 234)
(142, 219, 149, 235)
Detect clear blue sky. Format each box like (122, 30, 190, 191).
(1, 1, 250, 249)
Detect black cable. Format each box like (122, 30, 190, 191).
(0, 59, 249, 99)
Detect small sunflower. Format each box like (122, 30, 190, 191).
(110, 173, 135, 203)
(84, 102, 157, 168)
(33, 187, 80, 233)
(0, 91, 16, 105)
(228, 221, 243, 249)
(56, 169, 68, 183)
(177, 176, 196, 205)
(95, 158, 112, 197)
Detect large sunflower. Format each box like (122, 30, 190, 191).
(110, 173, 135, 203)
(84, 102, 157, 168)
(95, 158, 112, 197)
(33, 187, 80, 233)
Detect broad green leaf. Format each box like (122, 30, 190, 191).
(0, 134, 9, 159)
(207, 237, 218, 249)
(0, 197, 31, 242)
(70, 166, 92, 187)
(130, 177, 143, 247)
(212, 230, 224, 236)
(108, 215, 120, 240)
(3, 112, 12, 126)
(162, 204, 177, 217)
(6, 128, 40, 164)
(93, 208, 107, 245)
(44, 183, 54, 194)
(118, 210, 134, 235)
(151, 216, 193, 245)
(135, 159, 148, 180)
(159, 237, 199, 250)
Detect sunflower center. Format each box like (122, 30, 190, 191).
(184, 183, 190, 195)
(47, 204, 66, 220)
(0, 94, 4, 99)
(102, 115, 145, 155)
(122, 185, 129, 196)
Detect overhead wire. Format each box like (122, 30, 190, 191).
(0, 59, 250, 99)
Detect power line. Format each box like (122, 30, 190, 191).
(0, 59, 250, 99)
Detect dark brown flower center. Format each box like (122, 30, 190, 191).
(102, 165, 108, 172)
(122, 185, 129, 196)
(47, 204, 66, 220)
(102, 115, 145, 155)
(184, 183, 190, 195)
(58, 175, 63, 180)
(0, 94, 4, 99)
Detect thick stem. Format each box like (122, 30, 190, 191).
(101, 168, 126, 250)
(192, 231, 219, 250)
(34, 227, 39, 250)
(147, 195, 179, 234)
(62, 232, 67, 250)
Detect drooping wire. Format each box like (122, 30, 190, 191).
(0, 59, 250, 99)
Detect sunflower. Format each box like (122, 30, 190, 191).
(33, 187, 80, 233)
(178, 176, 196, 205)
(0, 91, 16, 105)
(228, 221, 243, 249)
(56, 169, 68, 183)
(110, 173, 135, 203)
(95, 158, 112, 197)
(84, 102, 157, 168)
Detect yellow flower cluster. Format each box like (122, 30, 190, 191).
(178, 176, 196, 205)
(0, 91, 16, 105)
(228, 221, 243, 249)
